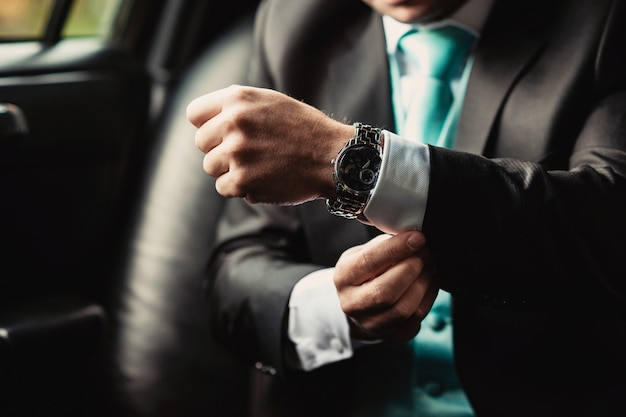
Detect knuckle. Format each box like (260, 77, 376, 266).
(391, 300, 416, 321)
(399, 255, 424, 278)
(228, 169, 246, 191)
(414, 306, 429, 321)
(227, 85, 255, 108)
(222, 132, 244, 158)
(380, 235, 408, 260)
(333, 265, 349, 289)
(335, 247, 368, 288)
(339, 296, 359, 316)
(369, 282, 395, 309)
(222, 109, 245, 133)
(358, 250, 377, 275)
(215, 171, 245, 199)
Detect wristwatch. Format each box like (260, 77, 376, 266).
(326, 123, 383, 219)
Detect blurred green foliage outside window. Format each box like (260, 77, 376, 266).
(0, 0, 124, 41)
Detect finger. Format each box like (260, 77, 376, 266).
(393, 262, 438, 321)
(348, 308, 423, 342)
(369, 234, 394, 244)
(374, 253, 427, 300)
(339, 234, 390, 259)
(337, 230, 426, 288)
(203, 148, 229, 178)
(186, 85, 238, 128)
(341, 254, 426, 315)
(414, 273, 439, 319)
(214, 171, 243, 199)
(379, 277, 440, 342)
(194, 109, 231, 153)
(361, 231, 426, 277)
(347, 272, 437, 342)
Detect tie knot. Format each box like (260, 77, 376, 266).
(398, 25, 476, 80)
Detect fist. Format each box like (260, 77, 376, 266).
(334, 230, 439, 342)
(187, 85, 353, 204)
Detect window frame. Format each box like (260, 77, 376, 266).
(43, 0, 74, 45)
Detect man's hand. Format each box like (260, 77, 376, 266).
(187, 85, 353, 205)
(334, 230, 439, 342)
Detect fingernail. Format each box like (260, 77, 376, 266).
(406, 232, 423, 250)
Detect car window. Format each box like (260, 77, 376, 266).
(0, 0, 126, 42)
(64, 0, 125, 38)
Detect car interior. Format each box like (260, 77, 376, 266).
(0, 1, 261, 416)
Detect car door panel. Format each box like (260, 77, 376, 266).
(0, 45, 150, 300)
(0, 36, 150, 416)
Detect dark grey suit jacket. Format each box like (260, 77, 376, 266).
(208, 0, 626, 415)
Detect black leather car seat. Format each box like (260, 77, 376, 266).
(104, 14, 254, 417)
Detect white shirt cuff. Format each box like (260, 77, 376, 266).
(363, 130, 431, 234)
(288, 268, 353, 371)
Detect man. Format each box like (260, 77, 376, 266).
(188, 0, 626, 416)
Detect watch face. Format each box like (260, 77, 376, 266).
(337, 145, 382, 192)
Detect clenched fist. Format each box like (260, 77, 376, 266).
(187, 85, 353, 205)
(334, 230, 439, 342)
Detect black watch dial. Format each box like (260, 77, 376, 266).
(337, 145, 382, 192)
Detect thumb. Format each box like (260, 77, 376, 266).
(403, 230, 426, 251)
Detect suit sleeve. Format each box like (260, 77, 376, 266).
(423, 91, 626, 313)
(206, 0, 342, 377)
(206, 198, 322, 376)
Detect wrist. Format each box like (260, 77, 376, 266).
(319, 123, 354, 200)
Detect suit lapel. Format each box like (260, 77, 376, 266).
(456, 0, 551, 155)
(326, 12, 395, 132)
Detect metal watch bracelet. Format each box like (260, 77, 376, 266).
(326, 123, 383, 219)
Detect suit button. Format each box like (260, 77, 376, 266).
(421, 380, 444, 397)
(254, 362, 277, 376)
(430, 316, 447, 332)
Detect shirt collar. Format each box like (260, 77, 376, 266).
(383, 0, 495, 55)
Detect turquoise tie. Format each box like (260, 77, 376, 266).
(392, 25, 476, 417)
(397, 25, 476, 148)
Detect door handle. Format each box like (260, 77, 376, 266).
(0, 103, 29, 139)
